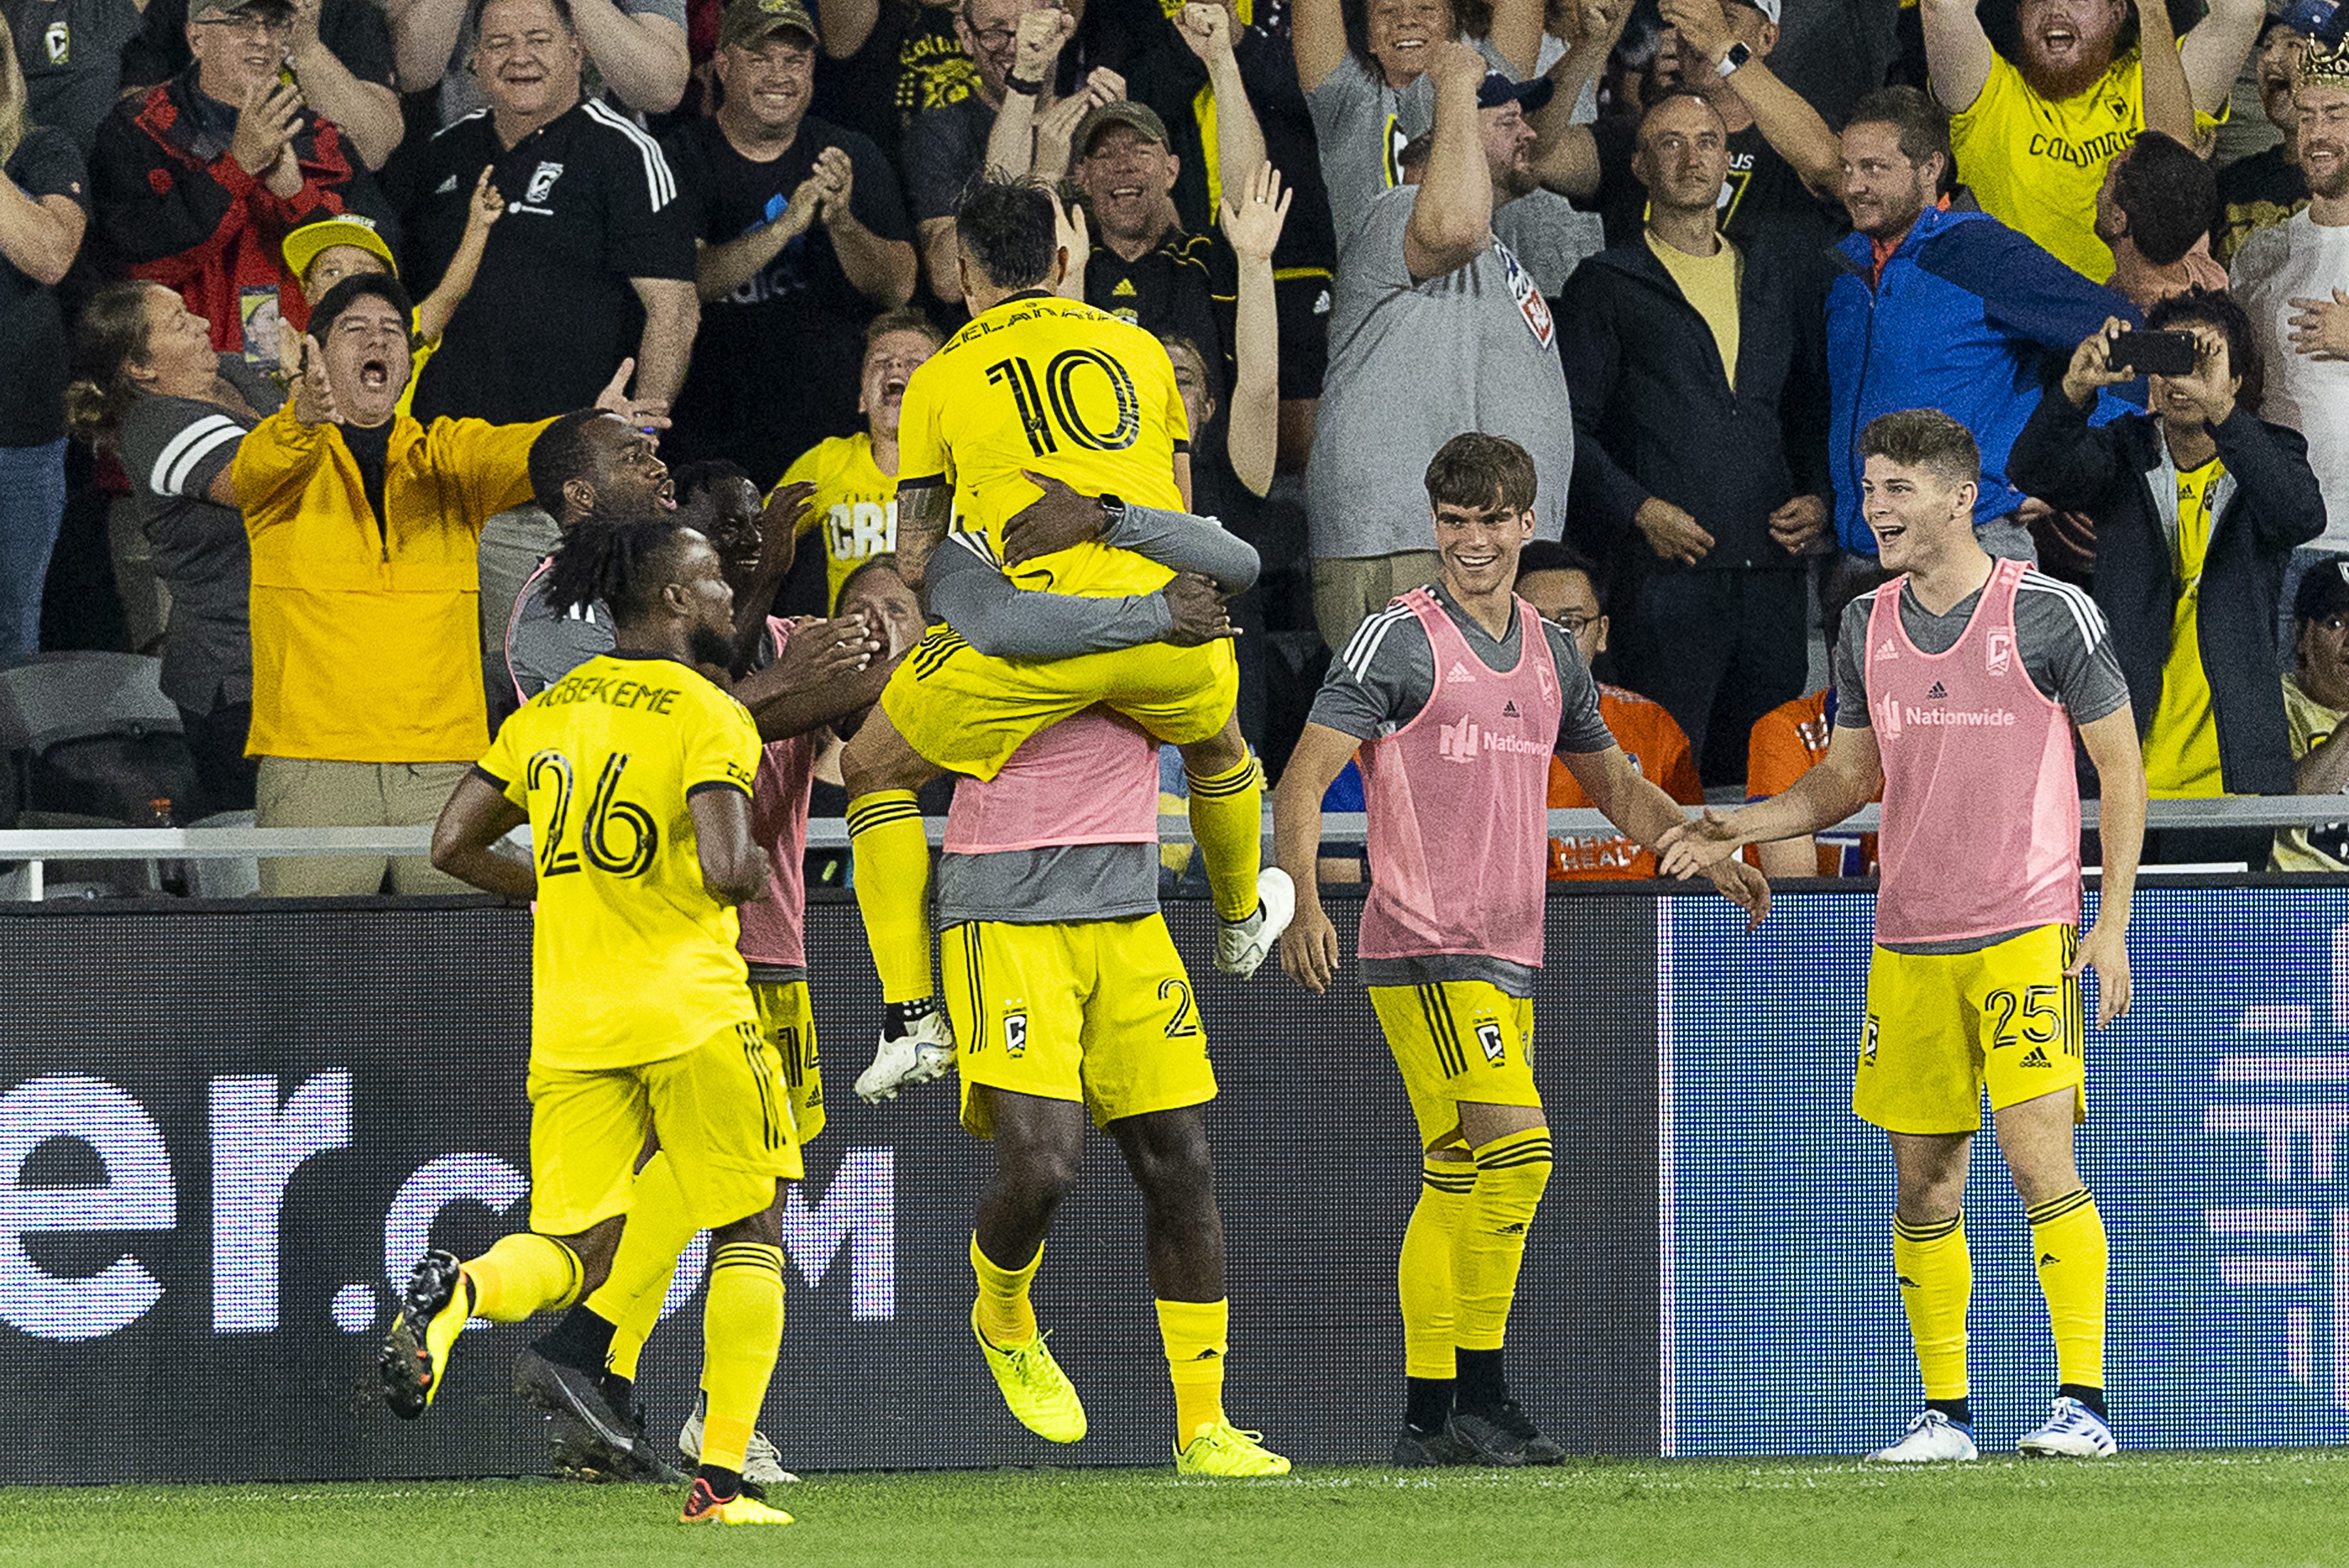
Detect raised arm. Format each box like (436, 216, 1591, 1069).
(1405, 41, 1494, 281)
(1179, 3, 1268, 196)
(1221, 162, 1290, 498)
(1484, 0, 1544, 81)
(288, 0, 403, 170)
(1661, 0, 1843, 196)
(820, 0, 882, 57)
(0, 169, 86, 288)
(2179, 0, 2265, 121)
(1290, 0, 1350, 94)
(571, 0, 692, 114)
(386, 0, 467, 94)
(1919, 0, 1994, 112)
(2134, 0, 2195, 146)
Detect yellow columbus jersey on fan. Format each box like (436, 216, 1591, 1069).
(778, 432, 897, 612)
(897, 292, 1190, 600)
(475, 652, 763, 1071)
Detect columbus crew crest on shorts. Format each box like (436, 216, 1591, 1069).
(1004, 1010, 1029, 1059)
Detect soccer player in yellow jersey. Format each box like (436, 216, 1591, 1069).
(382, 516, 801, 1527)
(840, 177, 1291, 1103)
(776, 308, 942, 610)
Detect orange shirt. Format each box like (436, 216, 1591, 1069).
(1548, 685, 1702, 880)
(1744, 688, 1879, 876)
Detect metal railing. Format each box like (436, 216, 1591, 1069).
(3, 798, 2346, 901)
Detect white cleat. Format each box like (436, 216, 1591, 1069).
(854, 1007, 955, 1103)
(2016, 1396, 2116, 1458)
(1867, 1409, 1979, 1464)
(680, 1394, 801, 1486)
(1214, 867, 1296, 978)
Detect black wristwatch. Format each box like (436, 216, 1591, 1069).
(1716, 40, 1752, 76)
(1098, 492, 1128, 534)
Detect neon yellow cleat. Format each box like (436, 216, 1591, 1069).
(1175, 1422, 1293, 1477)
(379, 1250, 472, 1419)
(680, 1479, 796, 1526)
(972, 1301, 1087, 1443)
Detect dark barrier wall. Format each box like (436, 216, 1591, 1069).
(12, 881, 2342, 1482)
(0, 891, 1660, 1484)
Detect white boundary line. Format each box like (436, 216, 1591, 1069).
(1656, 895, 1678, 1458)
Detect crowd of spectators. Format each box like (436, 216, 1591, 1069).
(7, 0, 2349, 883)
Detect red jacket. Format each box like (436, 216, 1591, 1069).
(92, 70, 371, 354)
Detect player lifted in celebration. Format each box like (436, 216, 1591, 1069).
(1662, 410, 2145, 1463)
(388, 517, 803, 1526)
(840, 177, 1289, 1104)
(916, 487, 1289, 1476)
(1274, 435, 1770, 1467)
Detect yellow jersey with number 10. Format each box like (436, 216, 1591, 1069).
(895, 292, 1190, 600)
(474, 651, 763, 1071)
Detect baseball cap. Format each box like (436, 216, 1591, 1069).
(190, 0, 294, 22)
(1076, 99, 1172, 156)
(719, 0, 818, 52)
(2297, 557, 2349, 624)
(283, 215, 398, 288)
(1397, 70, 1556, 142)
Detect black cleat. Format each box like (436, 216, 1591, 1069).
(378, 1249, 467, 1421)
(1447, 1397, 1565, 1467)
(548, 1405, 688, 1486)
(1392, 1422, 1478, 1467)
(514, 1346, 639, 1468)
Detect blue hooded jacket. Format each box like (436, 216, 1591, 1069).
(1825, 205, 2136, 553)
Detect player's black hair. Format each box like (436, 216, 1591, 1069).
(1858, 408, 1979, 490)
(305, 272, 415, 345)
(669, 458, 754, 507)
(2112, 131, 2217, 268)
(1514, 539, 1606, 611)
(953, 177, 1060, 292)
(528, 408, 611, 518)
(2145, 285, 2264, 412)
(544, 515, 692, 623)
(1426, 431, 1538, 517)
(1845, 85, 1956, 198)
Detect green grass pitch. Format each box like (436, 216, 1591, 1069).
(4, 1453, 2344, 1567)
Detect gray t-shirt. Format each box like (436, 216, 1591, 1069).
(902, 93, 994, 224)
(118, 356, 283, 713)
(437, 0, 688, 124)
(1306, 185, 1574, 561)
(1831, 568, 2130, 955)
(507, 566, 613, 698)
(931, 504, 1256, 926)
(1306, 40, 1508, 250)
(478, 504, 561, 705)
(1307, 581, 1611, 994)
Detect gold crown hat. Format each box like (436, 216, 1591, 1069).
(2294, 37, 2349, 91)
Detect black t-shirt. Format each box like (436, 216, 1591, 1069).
(2215, 144, 2310, 266)
(1584, 117, 1843, 269)
(391, 99, 698, 424)
(660, 113, 913, 487)
(0, 127, 89, 446)
(1079, 0, 1338, 276)
(119, 0, 395, 91)
(8, 0, 142, 151)
(810, 0, 977, 170)
(340, 418, 391, 534)
(1084, 226, 1237, 403)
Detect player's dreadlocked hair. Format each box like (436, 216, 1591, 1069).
(544, 515, 690, 623)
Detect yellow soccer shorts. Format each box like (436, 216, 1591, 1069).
(752, 977, 825, 1145)
(879, 626, 1238, 782)
(942, 913, 1217, 1138)
(1856, 923, 2087, 1136)
(1368, 981, 1541, 1152)
(525, 1021, 806, 1237)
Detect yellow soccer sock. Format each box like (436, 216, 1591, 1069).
(971, 1233, 1042, 1347)
(1893, 1212, 1972, 1406)
(1184, 756, 1264, 923)
(2027, 1190, 2108, 1394)
(847, 790, 936, 1004)
(589, 1150, 696, 1385)
(463, 1233, 583, 1321)
(1454, 1130, 1552, 1350)
(1399, 1156, 1477, 1379)
(698, 1240, 786, 1476)
(1156, 1298, 1230, 1443)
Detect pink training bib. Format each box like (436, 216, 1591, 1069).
(1865, 558, 2083, 947)
(1357, 589, 1561, 970)
(944, 706, 1159, 855)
